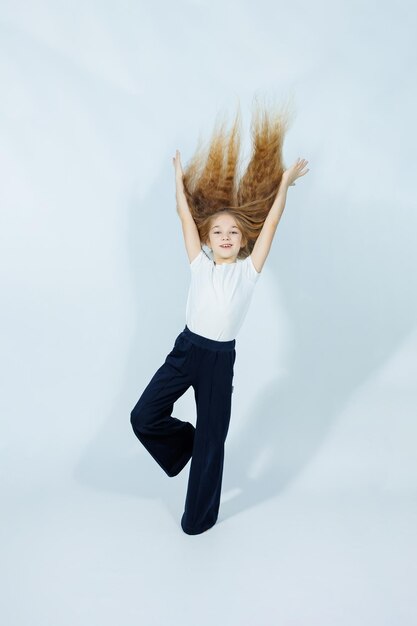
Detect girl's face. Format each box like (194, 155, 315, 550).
(207, 214, 244, 263)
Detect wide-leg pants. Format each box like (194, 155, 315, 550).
(130, 324, 236, 535)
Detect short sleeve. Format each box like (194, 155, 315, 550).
(244, 254, 261, 282)
(189, 248, 211, 271)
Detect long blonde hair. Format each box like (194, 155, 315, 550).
(182, 96, 294, 259)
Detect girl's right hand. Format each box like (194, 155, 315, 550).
(173, 149, 184, 181)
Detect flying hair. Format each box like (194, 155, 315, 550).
(182, 94, 295, 259)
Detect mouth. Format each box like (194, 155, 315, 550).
(220, 244, 232, 248)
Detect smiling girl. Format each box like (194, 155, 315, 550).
(130, 99, 309, 535)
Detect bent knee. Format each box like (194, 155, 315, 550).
(130, 404, 148, 432)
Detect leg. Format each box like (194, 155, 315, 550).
(181, 348, 235, 534)
(130, 337, 195, 477)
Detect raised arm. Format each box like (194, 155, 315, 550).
(173, 150, 201, 264)
(251, 157, 309, 273)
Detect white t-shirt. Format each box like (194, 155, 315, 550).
(185, 247, 261, 341)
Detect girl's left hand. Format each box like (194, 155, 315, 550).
(282, 158, 309, 187)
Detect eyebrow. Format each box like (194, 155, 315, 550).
(211, 225, 239, 229)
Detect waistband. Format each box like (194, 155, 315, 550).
(182, 325, 236, 352)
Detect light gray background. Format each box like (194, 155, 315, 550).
(1, 1, 416, 624)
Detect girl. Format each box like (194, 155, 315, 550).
(130, 101, 309, 535)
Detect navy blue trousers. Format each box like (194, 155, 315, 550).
(130, 325, 236, 535)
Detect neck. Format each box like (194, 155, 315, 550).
(213, 256, 237, 265)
